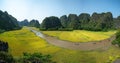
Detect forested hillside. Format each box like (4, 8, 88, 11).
(0, 10, 21, 31)
(0, 10, 21, 33)
(40, 12, 119, 31)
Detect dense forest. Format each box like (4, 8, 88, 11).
(40, 12, 117, 31)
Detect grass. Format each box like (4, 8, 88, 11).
(0, 27, 120, 63)
(42, 30, 116, 42)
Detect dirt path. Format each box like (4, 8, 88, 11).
(30, 29, 116, 50)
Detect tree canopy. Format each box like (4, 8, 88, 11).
(0, 40, 14, 63)
(29, 19, 40, 28)
(20, 52, 55, 63)
(112, 30, 120, 47)
(18, 19, 29, 27)
(41, 12, 116, 31)
(67, 14, 80, 29)
(41, 16, 62, 30)
(60, 15, 68, 28)
(0, 10, 21, 31)
(0, 40, 8, 52)
(0, 52, 14, 63)
(78, 13, 90, 30)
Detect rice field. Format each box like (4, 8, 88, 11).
(42, 30, 116, 42)
(0, 27, 120, 63)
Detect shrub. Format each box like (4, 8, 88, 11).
(0, 29, 5, 33)
(0, 40, 9, 52)
(112, 30, 120, 47)
(0, 52, 15, 63)
(20, 52, 56, 63)
(58, 28, 73, 31)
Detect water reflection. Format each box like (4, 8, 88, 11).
(30, 29, 44, 38)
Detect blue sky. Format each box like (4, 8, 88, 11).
(0, 0, 120, 23)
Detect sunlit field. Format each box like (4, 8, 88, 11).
(0, 27, 120, 63)
(42, 30, 116, 42)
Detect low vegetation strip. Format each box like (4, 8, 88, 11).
(42, 30, 116, 42)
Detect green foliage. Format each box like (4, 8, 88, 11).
(0, 29, 5, 33)
(0, 40, 14, 63)
(0, 40, 8, 52)
(0, 27, 119, 63)
(40, 12, 115, 31)
(19, 19, 29, 27)
(58, 28, 73, 31)
(41, 16, 62, 30)
(78, 13, 90, 29)
(0, 10, 21, 31)
(0, 52, 15, 63)
(114, 16, 120, 29)
(67, 14, 80, 29)
(87, 12, 114, 31)
(20, 52, 55, 63)
(60, 15, 68, 28)
(112, 30, 120, 47)
(29, 19, 40, 28)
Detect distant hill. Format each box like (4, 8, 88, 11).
(18, 19, 29, 27)
(18, 19, 40, 28)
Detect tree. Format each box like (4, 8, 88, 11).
(0, 40, 14, 63)
(19, 19, 29, 26)
(0, 52, 15, 63)
(29, 19, 40, 28)
(88, 12, 113, 31)
(0, 10, 21, 31)
(78, 13, 90, 29)
(114, 16, 120, 29)
(0, 40, 8, 52)
(20, 52, 55, 63)
(88, 12, 102, 31)
(60, 15, 68, 28)
(67, 14, 80, 29)
(101, 12, 113, 31)
(41, 16, 62, 30)
(112, 30, 120, 47)
(40, 12, 115, 31)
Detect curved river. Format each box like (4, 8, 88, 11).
(30, 29, 116, 50)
